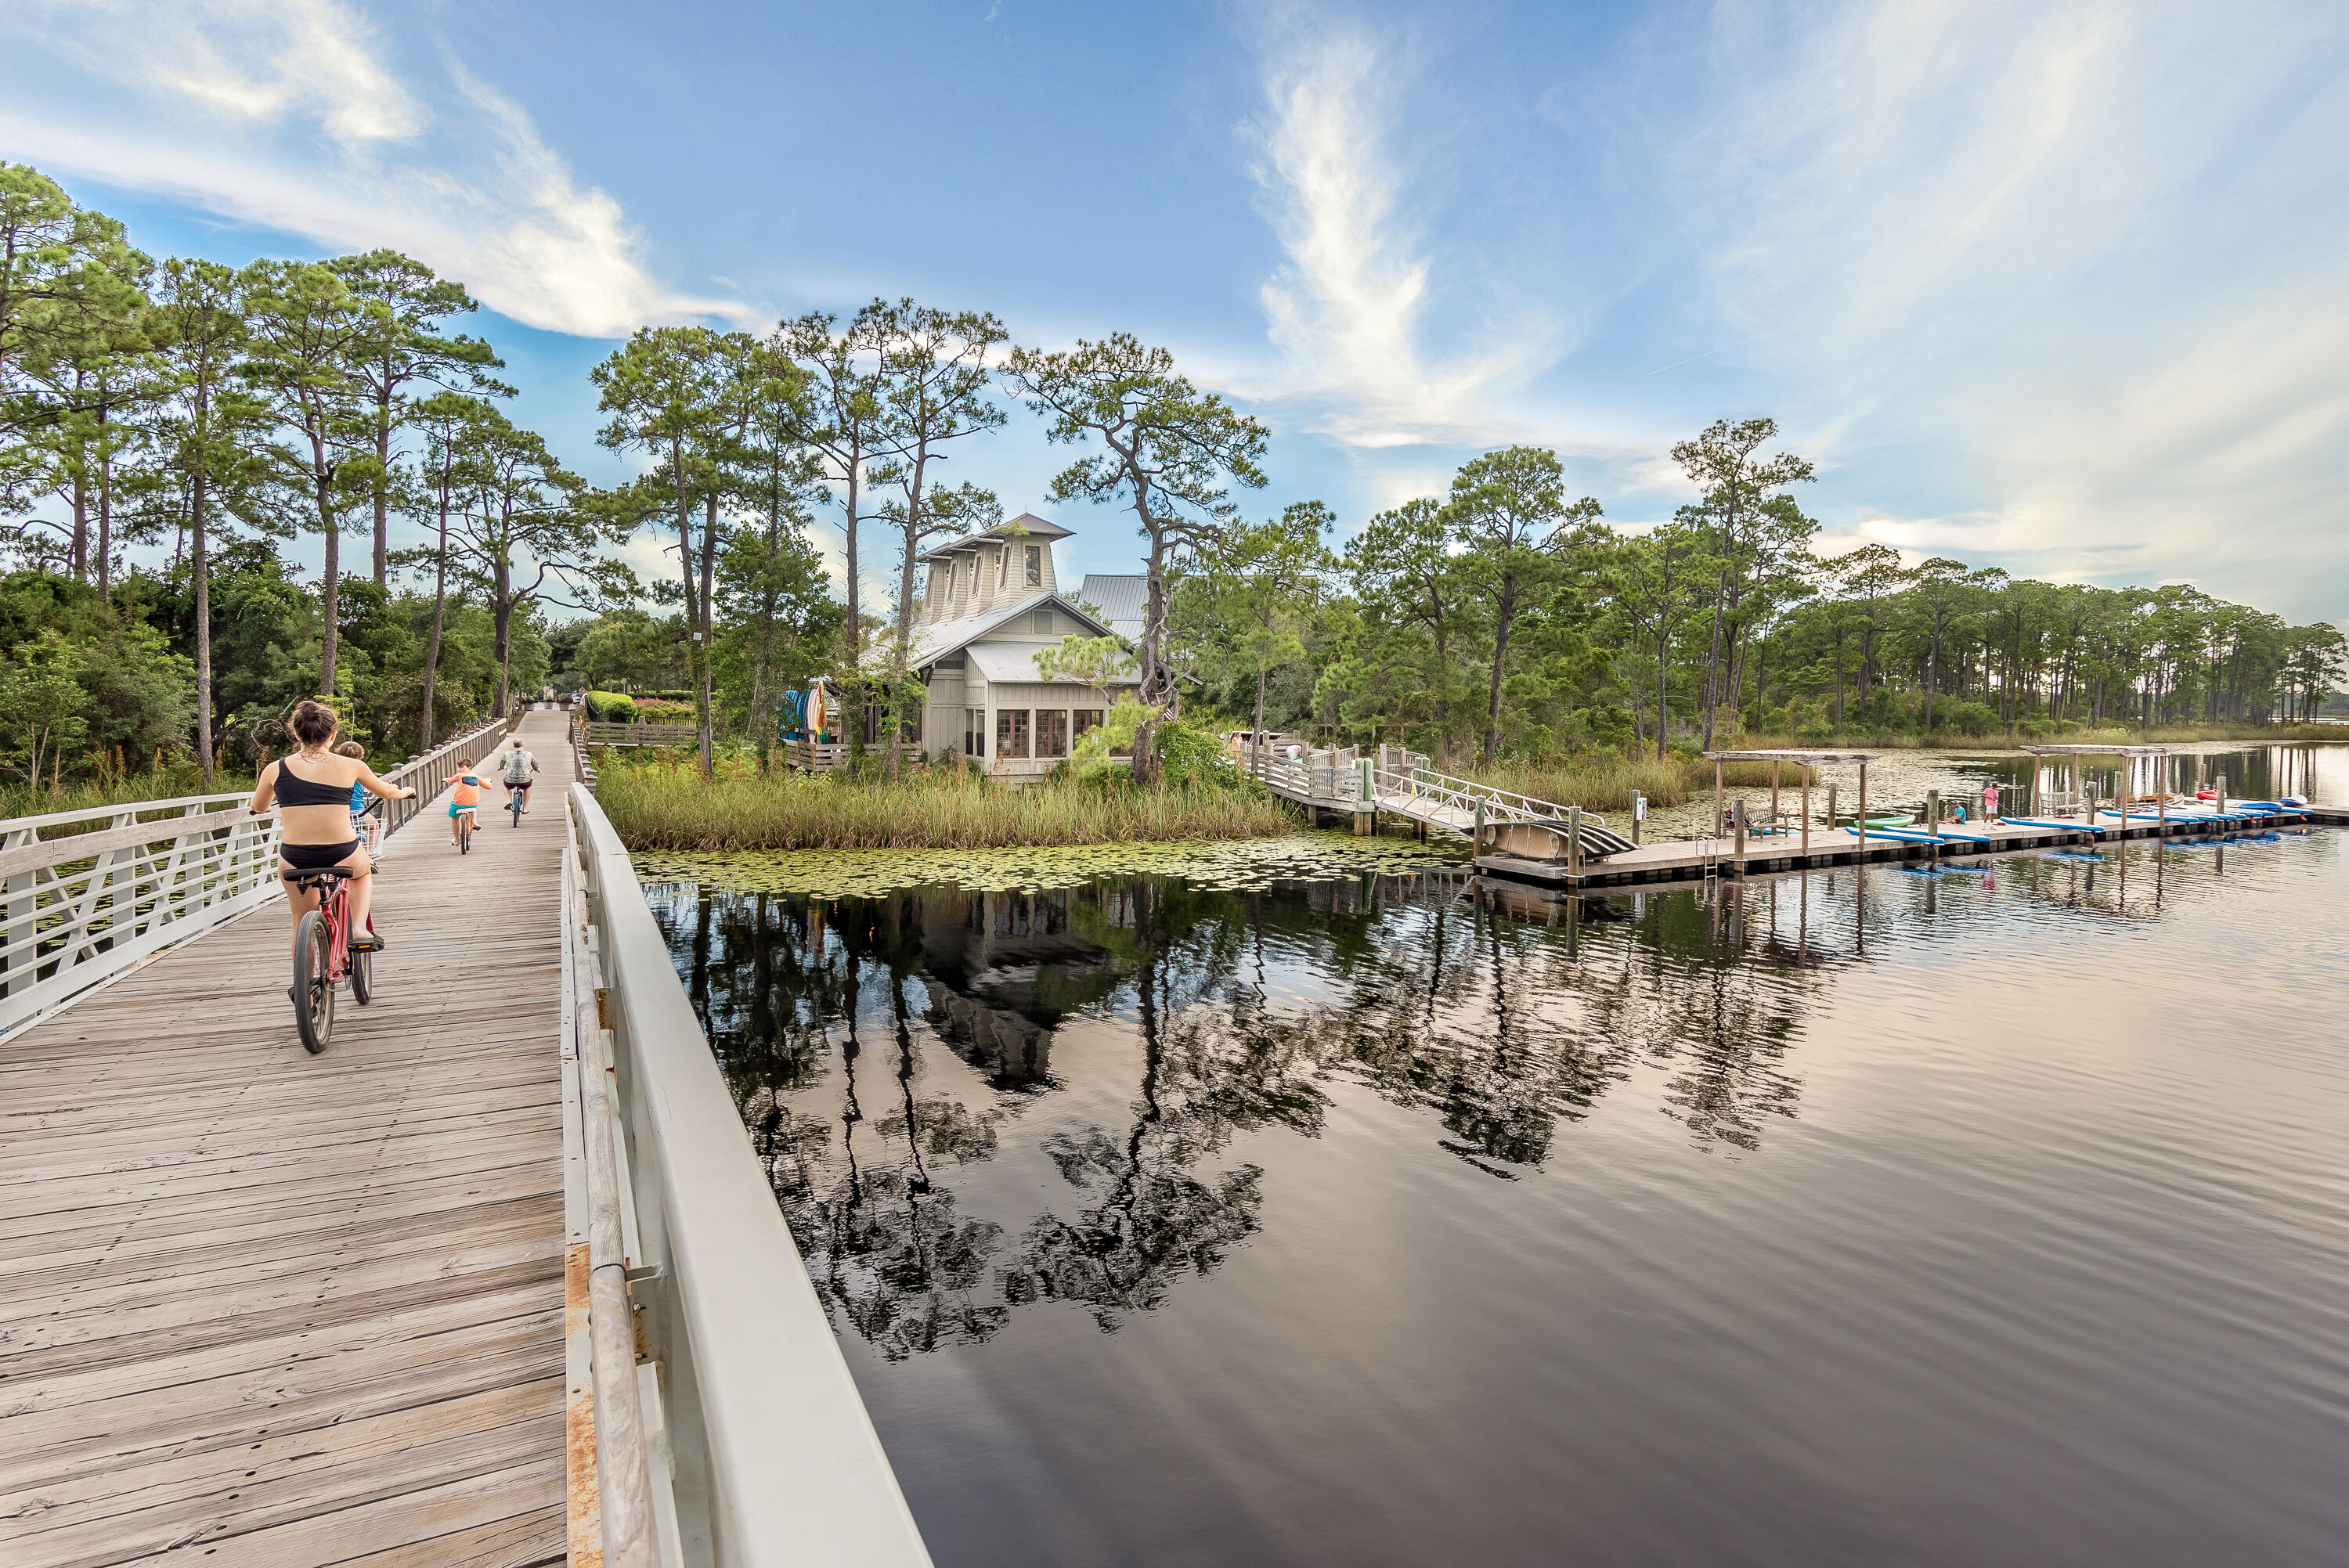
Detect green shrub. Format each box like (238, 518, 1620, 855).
(586, 690, 637, 723)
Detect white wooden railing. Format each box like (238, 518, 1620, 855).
(0, 712, 514, 1039)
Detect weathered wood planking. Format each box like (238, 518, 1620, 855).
(0, 713, 579, 1568)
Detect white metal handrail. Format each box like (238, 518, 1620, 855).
(1368, 746, 1608, 827)
(0, 795, 280, 1035)
(568, 782, 933, 1568)
(1240, 743, 1607, 830)
(0, 712, 514, 1039)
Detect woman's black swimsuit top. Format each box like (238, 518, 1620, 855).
(276, 755, 355, 808)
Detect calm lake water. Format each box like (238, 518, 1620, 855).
(648, 761, 2349, 1567)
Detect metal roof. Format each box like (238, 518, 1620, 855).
(918, 510, 1072, 563)
(965, 643, 1140, 686)
(909, 590, 1115, 669)
(1077, 573, 1148, 641)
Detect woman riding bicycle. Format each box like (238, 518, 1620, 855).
(249, 701, 414, 959)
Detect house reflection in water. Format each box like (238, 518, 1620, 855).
(920, 890, 1069, 1087)
(913, 886, 1149, 1088)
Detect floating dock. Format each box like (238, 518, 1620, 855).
(1476, 802, 2343, 891)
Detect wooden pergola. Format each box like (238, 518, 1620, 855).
(2019, 742, 2175, 825)
(1703, 749, 1881, 853)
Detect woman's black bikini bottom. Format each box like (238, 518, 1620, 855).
(280, 838, 363, 878)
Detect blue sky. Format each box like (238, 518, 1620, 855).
(5, 0, 2346, 625)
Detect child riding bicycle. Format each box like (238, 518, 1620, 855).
(445, 759, 487, 846)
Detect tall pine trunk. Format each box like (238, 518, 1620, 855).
(314, 438, 340, 694)
(418, 496, 448, 752)
(95, 396, 114, 594)
(1481, 577, 1516, 766)
(1132, 495, 1167, 787)
(193, 470, 215, 780)
(1700, 571, 1727, 750)
(886, 452, 931, 781)
(670, 444, 711, 775)
(373, 387, 392, 589)
(492, 564, 512, 719)
(698, 494, 719, 773)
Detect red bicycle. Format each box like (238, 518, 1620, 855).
(288, 867, 373, 1053)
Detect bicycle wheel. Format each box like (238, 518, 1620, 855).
(460, 813, 472, 854)
(293, 909, 334, 1054)
(350, 943, 372, 1005)
(509, 791, 522, 826)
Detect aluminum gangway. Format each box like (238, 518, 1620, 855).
(1240, 742, 1638, 859)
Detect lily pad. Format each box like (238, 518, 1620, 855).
(636, 831, 1470, 900)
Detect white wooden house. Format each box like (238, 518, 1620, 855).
(907, 513, 1146, 780)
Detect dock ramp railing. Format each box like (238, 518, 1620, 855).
(565, 780, 933, 1568)
(0, 711, 514, 1039)
(1241, 742, 1625, 844)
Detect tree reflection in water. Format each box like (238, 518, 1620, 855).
(644, 866, 1831, 1357)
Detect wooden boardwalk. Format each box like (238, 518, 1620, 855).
(0, 714, 576, 1568)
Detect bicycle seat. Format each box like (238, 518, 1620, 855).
(287, 868, 355, 885)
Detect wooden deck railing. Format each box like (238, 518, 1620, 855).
(583, 720, 701, 747)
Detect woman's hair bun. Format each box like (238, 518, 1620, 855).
(288, 699, 339, 746)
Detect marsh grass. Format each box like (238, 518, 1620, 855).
(1466, 755, 1808, 816)
(597, 759, 1301, 851)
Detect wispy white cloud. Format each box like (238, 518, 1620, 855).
(1239, 16, 1564, 449)
(1657, 0, 2349, 608)
(1, 0, 745, 337)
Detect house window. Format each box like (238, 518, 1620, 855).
(1073, 708, 1104, 743)
(995, 708, 1030, 759)
(965, 707, 986, 755)
(997, 550, 1007, 586)
(1024, 545, 1042, 586)
(1037, 709, 1068, 758)
(1031, 609, 1052, 635)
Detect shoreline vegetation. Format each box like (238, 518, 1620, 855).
(597, 749, 1824, 852)
(1706, 720, 2348, 752)
(594, 724, 2349, 856)
(596, 759, 1300, 852)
